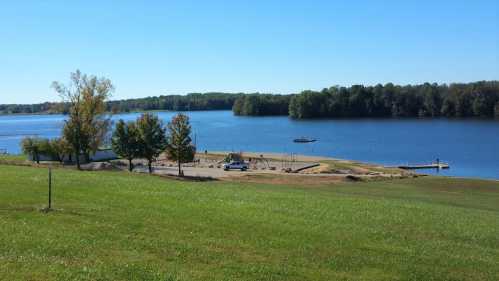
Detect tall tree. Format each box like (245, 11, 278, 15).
(112, 120, 140, 171)
(136, 113, 167, 173)
(52, 70, 114, 169)
(165, 113, 196, 176)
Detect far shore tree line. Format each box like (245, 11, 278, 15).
(232, 94, 291, 116)
(233, 81, 499, 118)
(1, 93, 243, 115)
(21, 70, 195, 176)
(5, 81, 498, 119)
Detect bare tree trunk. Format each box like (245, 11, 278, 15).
(177, 145, 182, 176)
(148, 160, 152, 174)
(128, 159, 133, 172)
(75, 153, 81, 170)
(75, 126, 81, 170)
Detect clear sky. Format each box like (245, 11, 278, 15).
(1, 0, 498, 104)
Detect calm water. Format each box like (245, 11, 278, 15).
(1, 111, 498, 180)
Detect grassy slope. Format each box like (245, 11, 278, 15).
(0, 165, 498, 281)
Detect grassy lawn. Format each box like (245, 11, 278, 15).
(0, 164, 498, 281)
(0, 154, 29, 165)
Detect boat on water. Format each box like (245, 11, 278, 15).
(293, 137, 317, 143)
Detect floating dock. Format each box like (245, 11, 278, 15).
(397, 163, 449, 170)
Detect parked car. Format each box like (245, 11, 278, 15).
(223, 161, 249, 171)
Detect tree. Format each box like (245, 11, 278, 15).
(233, 94, 292, 116)
(165, 113, 196, 176)
(112, 120, 140, 171)
(232, 97, 244, 115)
(37, 139, 52, 159)
(21, 137, 42, 164)
(422, 83, 442, 117)
(136, 113, 167, 173)
(52, 70, 114, 169)
(49, 138, 72, 164)
(472, 92, 490, 117)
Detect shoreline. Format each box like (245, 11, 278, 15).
(0, 109, 232, 117)
(2, 152, 499, 182)
(203, 150, 340, 162)
(202, 151, 499, 182)
(2, 149, 499, 181)
(1, 109, 498, 121)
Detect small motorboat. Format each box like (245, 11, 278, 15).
(293, 137, 317, 143)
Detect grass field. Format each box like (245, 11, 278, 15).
(0, 163, 498, 281)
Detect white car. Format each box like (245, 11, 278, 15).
(223, 161, 249, 171)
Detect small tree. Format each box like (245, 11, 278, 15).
(112, 119, 140, 171)
(165, 113, 196, 176)
(21, 137, 42, 164)
(37, 139, 52, 158)
(49, 138, 72, 164)
(136, 113, 167, 173)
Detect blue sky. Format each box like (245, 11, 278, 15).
(1, 0, 498, 104)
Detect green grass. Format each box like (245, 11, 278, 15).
(0, 165, 498, 281)
(0, 154, 29, 165)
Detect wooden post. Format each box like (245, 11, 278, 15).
(48, 167, 52, 210)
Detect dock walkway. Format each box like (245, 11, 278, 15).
(395, 163, 449, 170)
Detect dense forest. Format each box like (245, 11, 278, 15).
(289, 81, 499, 118)
(232, 81, 499, 118)
(0, 102, 59, 115)
(232, 94, 291, 116)
(106, 92, 242, 113)
(0, 93, 242, 115)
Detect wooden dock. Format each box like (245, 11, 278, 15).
(397, 163, 449, 170)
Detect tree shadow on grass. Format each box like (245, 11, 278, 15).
(156, 173, 219, 182)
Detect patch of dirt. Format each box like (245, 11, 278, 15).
(80, 162, 120, 171)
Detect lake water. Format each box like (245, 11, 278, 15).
(1, 111, 498, 180)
